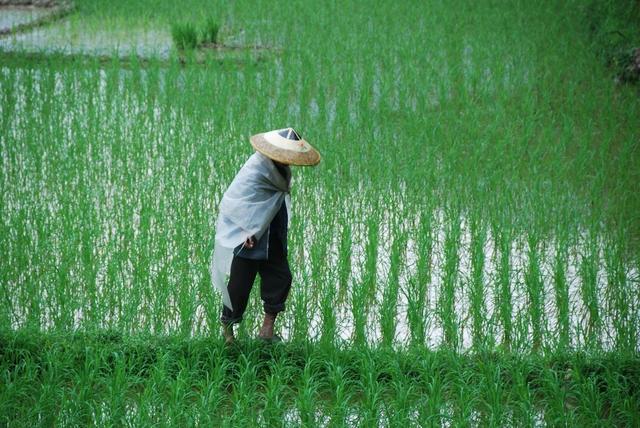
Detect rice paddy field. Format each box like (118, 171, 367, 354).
(1, 0, 640, 426)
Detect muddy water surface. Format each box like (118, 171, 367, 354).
(0, 6, 52, 31)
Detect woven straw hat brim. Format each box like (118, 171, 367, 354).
(250, 133, 321, 166)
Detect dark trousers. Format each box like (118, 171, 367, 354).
(220, 239, 292, 325)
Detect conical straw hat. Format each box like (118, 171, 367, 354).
(250, 128, 321, 166)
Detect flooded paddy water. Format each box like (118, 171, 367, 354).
(0, 20, 173, 58)
(0, 3, 270, 60)
(0, 6, 53, 32)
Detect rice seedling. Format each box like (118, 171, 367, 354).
(579, 231, 602, 350)
(439, 206, 461, 350)
(468, 212, 487, 349)
(201, 17, 220, 45)
(171, 22, 198, 50)
(380, 221, 406, 348)
(493, 221, 514, 351)
(406, 207, 434, 347)
(553, 227, 571, 351)
(525, 232, 544, 351)
(258, 358, 289, 425)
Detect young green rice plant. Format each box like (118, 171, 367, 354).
(324, 360, 353, 427)
(386, 380, 418, 426)
(309, 215, 331, 341)
(359, 370, 384, 425)
(570, 364, 609, 423)
(476, 357, 506, 424)
(171, 22, 198, 50)
(493, 221, 514, 350)
(290, 269, 311, 343)
(102, 349, 131, 425)
(449, 365, 478, 425)
(63, 356, 100, 426)
(604, 232, 634, 352)
(228, 353, 260, 426)
(356, 352, 385, 426)
(405, 275, 426, 349)
(552, 227, 570, 351)
(538, 365, 574, 425)
(413, 355, 445, 424)
(194, 366, 227, 424)
(294, 358, 323, 426)
(380, 223, 406, 348)
(349, 212, 372, 347)
(439, 206, 461, 350)
(363, 211, 380, 304)
(579, 231, 602, 350)
(469, 212, 487, 349)
(510, 357, 539, 425)
(165, 360, 200, 425)
(350, 278, 368, 347)
(406, 207, 433, 347)
(336, 217, 353, 304)
(258, 359, 289, 425)
(525, 232, 544, 352)
(319, 268, 337, 348)
(200, 17, 220, 45)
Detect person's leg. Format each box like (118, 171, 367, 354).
(220, 255, 259, 342)
(257, 242, 292, 339)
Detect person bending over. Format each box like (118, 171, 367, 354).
(210, 127, 321, 344)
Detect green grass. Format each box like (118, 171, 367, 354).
(1, 0, 639, 424)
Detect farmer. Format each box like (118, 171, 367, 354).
(210, 128, 321, 344)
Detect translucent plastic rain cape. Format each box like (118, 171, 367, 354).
(210, 152, 291, 310)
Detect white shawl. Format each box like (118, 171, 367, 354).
(210, 152, 291, 310)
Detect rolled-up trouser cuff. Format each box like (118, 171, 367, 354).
(263, 302, 285, 314)
(220, 305, 243, 325)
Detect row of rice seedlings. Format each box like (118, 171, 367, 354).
(603, 233, 637, 352)
(552, 226, 571, 351)
(439, 206, 462, 350)
(3, 328, 639, 424)
(405, 207, 434, 347)
(468, 212, 488, 348)
(525, 232, 545, 351)
(379, 212, 407, 348)
(579, 231, 602, 349)
(257, 356, 289, 425)
(492, 221, 514, 350)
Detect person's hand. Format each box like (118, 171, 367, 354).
(244, 236, 255, 249)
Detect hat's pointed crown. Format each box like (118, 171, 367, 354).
(249, 127, 320, 166)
